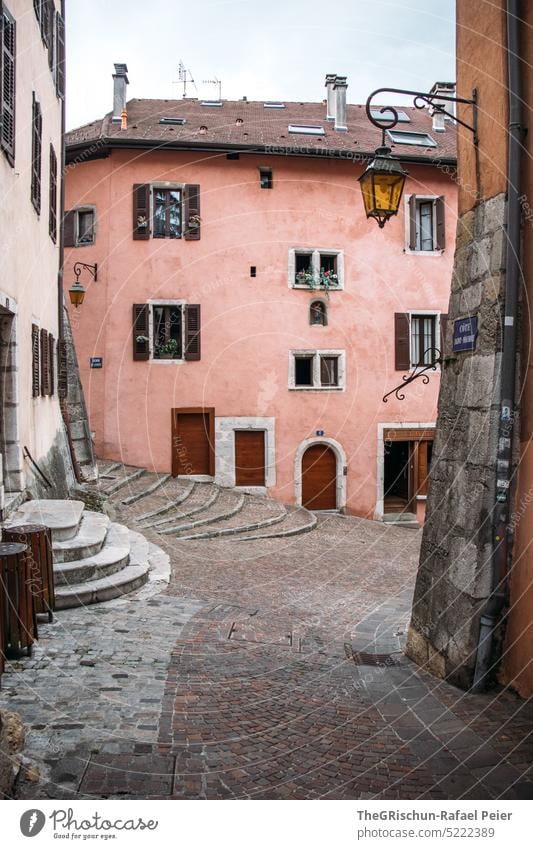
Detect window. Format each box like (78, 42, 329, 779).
(406, 195, 445, 253)
(159, 117, 186, 125)
(77, 210, 95, 244)
(290, 249, 343, 290)
(49, 144, 57, 242)
(64, 207, 96, 247)
(153, 305, 183, 359)
(370, 108, 410, 123)
(154, 188, 182, 239)
(264, 102, 286, 108)
(387, 130, 437, 147)
(310, 301, 327, 326)
(31, 94, 42, 214)
(288, 124, 325, 136)
(394, 312, 447, 371)
(290, 350, 345, 390)
(132, 184, 201, 241)
(1, 6, 16, 165)
(410, 314, 437, 366)
(259, 167, 273, 189)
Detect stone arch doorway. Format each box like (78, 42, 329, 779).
(295, 437, 347, 511)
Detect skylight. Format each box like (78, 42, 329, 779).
(201, 101, 223, 107)
(159, 117, 186, 125)
(264, 102, 286, 109)
(387, 130, 437, 147)
(370, 108, 410, 123)
(288, 124, 325, 136)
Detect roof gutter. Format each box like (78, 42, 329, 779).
(472, 0, 523, 691)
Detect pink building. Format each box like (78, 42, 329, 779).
(64, 69, 457, 523)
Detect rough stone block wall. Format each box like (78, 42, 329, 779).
(0, 711, 24, 798)
(407, 193, 507, 689)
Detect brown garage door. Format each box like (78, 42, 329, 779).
(301, 444, 337, 510)
(172, 408, 214, 476)
(235, 430, 265, 486)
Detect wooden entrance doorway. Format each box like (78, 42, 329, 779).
(383, 428, 435, 514)
(171, 408, 215, 476)
(234, 430, 265, 486)
(301, 444, 337, 510)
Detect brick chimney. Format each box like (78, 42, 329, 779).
(333, 75, 348, 132)
(112, 63, 129, 122)
(325, 74, 336, 121)
(429, 81, 456, 132)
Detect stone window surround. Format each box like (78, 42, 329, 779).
(146, 299, 185, 364)
(288, 248, 345, 290)
(408, 309, 442, 369)
(294, 436, 347, 510)
(214, 416, 276, 492)
(374, 421, 436, 520)
(288, 349, 346, 391)
(403, 194, 444, 256)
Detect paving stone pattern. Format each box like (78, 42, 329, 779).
(1, 465, 532, 799)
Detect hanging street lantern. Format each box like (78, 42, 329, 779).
(358, 145, 408, 228)
(68, 261, 97, 308)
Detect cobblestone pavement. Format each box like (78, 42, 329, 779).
(2, 504, 532, 800)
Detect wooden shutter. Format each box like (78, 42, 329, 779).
(408, 194, 417, 251)
(55, 11, 65, 98)
(46, 0, 54, 70)
(57, 337, 68, 400)
(63, 210, 76, 247)
(133, 304, 150, 361)
(48, 333, 55, 395)
(133, 184, 150, 240)
(1, 7, 16, 165)
(394, 313, 410, 371)
(435, 196, 446, 250)
(31, 93, 42, 213)
(49, 144, 57, 242)
(440, 312, 449, 356)
(184, 305, 201, 360)
(32, 324, 40, 398)
(40, 328, 49, 396)
(417, 441, 429, 496)
(183, 184, 201, 240)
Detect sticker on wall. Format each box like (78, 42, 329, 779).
(316, 430, 325, 436)
(90, 357, 103, 369)
(453, 316, 478, 352)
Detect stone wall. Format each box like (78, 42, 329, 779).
(0, 711, 24, 798)
(63, 306, 98, 482)
(406, 193, 507, 689)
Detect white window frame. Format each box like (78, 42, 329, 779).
(288, 248, 345, 290)
(151, 182, 185, 239)
(147, 299, 186, 364)
(404, 194, 444, 256)
(288, 349, 346, 391)
(408, 310, 442, 369)
(74, 205, 96, 247)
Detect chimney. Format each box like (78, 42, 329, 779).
(429, 81, 456, 132)
(121, 108, 128, 131)
(112, 63, 129, 122)
(325, 73, 336, 121)
(333, 75, 348, 132)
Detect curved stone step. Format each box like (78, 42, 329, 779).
(235, 507, 317, 541)
(54, 523, 130, 586)
(104, 467, 145, 495)
(121, 473, 172, 505)
(144, 485, 220, 529)
(54, 561, 150, 610)
(178, 501, 287, 540)
(97, 461, 123, 480)
(132, 480, 196, 522)
(53, 511, 110, 563)
(162, 491, 246, 535)
(5, 499, 85, 542)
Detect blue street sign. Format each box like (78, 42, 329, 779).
(316, 430, 325, 437)
(90, 357, 103, 369)
(453, 316, 478, 352)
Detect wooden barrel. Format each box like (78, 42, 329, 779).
(3, 524, 55, 621)
(0, 542, 36, 658)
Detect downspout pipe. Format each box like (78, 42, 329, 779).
(473, 0, 523, 690)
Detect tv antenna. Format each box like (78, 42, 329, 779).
(202, 76, 222, 101)
(174, 61, 197, 98)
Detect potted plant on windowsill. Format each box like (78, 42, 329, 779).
(155, 339, 179, 360)
(295, 268, 339, 296)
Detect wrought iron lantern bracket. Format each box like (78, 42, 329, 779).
(73, 261, 98, 282)
(383, 349, 442, 403)
(366, 86, 478, 146)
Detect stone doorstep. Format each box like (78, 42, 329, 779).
(5, 499, 85, 542)
(53, 511, 111, 564)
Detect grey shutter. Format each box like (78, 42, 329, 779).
(184, 305, 201, 360)
(394, 313, 410, 371)
(183, 184, 201, 240)
(133, 304, 150, 361)
(63, 210, 76, 246)
(408, 194, 417, 250)
(1, 7, 16, 165)
(435, 196, 446, 250)
(133, 184, 150, 240)
(57, 338, 68, 400)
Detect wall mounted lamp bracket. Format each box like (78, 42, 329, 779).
(366, 87, 478, 146)
(383, 349, 442, 403)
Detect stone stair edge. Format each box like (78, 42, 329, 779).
(162, 491, 246, 535)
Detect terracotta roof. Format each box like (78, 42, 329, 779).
(66, 98, 457, 164)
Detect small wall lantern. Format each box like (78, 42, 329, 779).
(358, 146, 408, 228)
(68, 261, 97, 308)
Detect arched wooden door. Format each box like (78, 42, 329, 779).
(301, 444, 337, 510)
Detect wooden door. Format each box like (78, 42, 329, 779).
(235, 430, 265, 486)
(301, 444, 337, 510)
(171, 408, 215, 476)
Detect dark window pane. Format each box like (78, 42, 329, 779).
(77, 211, 94, 244)
(295, 356, 313, 386)
(153, 305, 183, 359)
(153, 190, 167, 238)
(417, 201, 434, 251)
(320, 254, 337, 274)
(320, 356, 338, 386)
(168, 191, 181, 237)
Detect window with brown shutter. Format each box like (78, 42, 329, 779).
(40, 328, 49, 396)
(407, 195, 445, 252)
(1, 7, 16, 166)
(49, 144, 57, 242)
(55, 11, 65, 98)
(435, 196, 446, 250)
(408, 194, 417, 251)
(31, 93, 42, 214)
(132, 304, 150, 360)
(394, 313, 410, 371)
(133, 184, 150, 239)
(48, 333, 55, 395)
(32, 324, 40, 398)
(63, 210, 76, 247)
(57, 337, 68, 400)
(153, 188, 182, 238)
(183, 184, 201, 240)
(46, 0, 54, 71)
(184, 305, 201, 360)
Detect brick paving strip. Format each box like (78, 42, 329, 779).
(1, 494, 532, 799)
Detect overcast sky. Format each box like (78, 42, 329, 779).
(66, 0, 455, 130)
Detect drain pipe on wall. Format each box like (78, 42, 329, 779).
(473, 0, 523, 690)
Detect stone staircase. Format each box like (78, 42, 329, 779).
(3, 499, 155, 610)
(97, 461, 318, 542)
